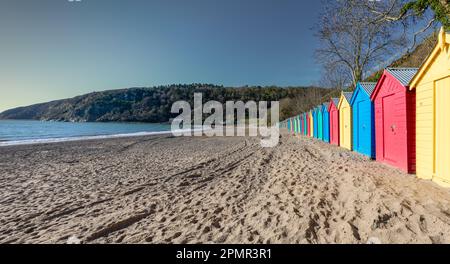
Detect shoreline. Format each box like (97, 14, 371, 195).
(0, 119, 175, 147)
(0, 130, 175, 147)
(0, 125, 266, 147)
(0, 128, 212, 147)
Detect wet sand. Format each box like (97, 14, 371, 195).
(1, 131, 450, 244)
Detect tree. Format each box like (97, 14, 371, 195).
(315, 0, 407, 88)
(319, 63, 352, 90)
(368, 0, 449, 27)
(365, 0, 449, 50)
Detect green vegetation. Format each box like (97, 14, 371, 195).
(402, 0, 450, 30)
(0, 84, 334, 123)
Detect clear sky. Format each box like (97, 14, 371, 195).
(0, 0, 323, 112)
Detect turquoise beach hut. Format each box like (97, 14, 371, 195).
(350, 82, 377, 158)
(293, 117, 297, 134)
(322, 103, 330, 143)
(317, 106, 323, 140)
(303, 113, 307, 135)
(292, 117, 295, 133)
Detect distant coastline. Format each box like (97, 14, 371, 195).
(0, 84, 331, 124)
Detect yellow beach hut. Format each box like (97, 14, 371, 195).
(338, 92, 353, 150)
(309, 110, 314, 137)
(409, 27, 450, 187)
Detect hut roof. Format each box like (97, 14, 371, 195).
(386, 68, 419, 86)
(410, 27, 450, 89)
(359, 82, 377, 97)
(343, 92, 353, 103)
(332, 98, 339, 106)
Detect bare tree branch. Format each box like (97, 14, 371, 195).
(408, 17, 437, 52)
(315, 0, 406, 88)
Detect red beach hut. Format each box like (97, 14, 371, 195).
(328, 98, 340, 146)
(306, 112, 310, 137)
(370, 68, 417, 173)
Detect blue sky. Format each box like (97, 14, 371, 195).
(0, 0, 323, 112)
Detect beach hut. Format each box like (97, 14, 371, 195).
(298, 114, 303, 135)
(297, 115, 301, 134)
(293, 117, 296, 133)
(287, 118, 291, 131)
(338, 92, 353, 150)
(306, 112, 310, 136)
(313, 108, 319, 138)
(292, 118, 296, 133)
(322, 103, 330, 143)
(294, 116, 298, 134)
(301, 114, 305, 135)
(303, 113, 307, 135)
(409, 28, 450, 186)
(317, 106, 323, 140)
(295, 116, 299, 134)
(350, 82, 377, 158)
(309, 110, 314, 137)
(299, 114, 303, 135)
(371, 68, 417, 173)
(328, 98, 340, 146)
(291, 117, 295, 133)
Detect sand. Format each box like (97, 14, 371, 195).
(1, 130, 450, 244)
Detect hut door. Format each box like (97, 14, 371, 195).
(331, 110, 339, 143)
(330, 110, 335, 142)
(382, 95, 397, 162)
(355, 101, 362, 150)
(435, 77, 450, 181)
(318, 112, 323, 139)
(358, 100, 370, 153)
(342, 107, 350, 147)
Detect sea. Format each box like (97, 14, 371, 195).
(0, 120, 173, 146)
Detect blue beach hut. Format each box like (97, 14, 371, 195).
(300, 115, 304, 135)
(313, 108, 318, 138)
(350, 82, 377, 158)
(322, 103, 330, 143)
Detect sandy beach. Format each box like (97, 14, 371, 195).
(1, 130, 450, 244)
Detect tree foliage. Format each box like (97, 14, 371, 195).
(0, 84, 333, 123)
(366, 0, 448, 49)
(396, 0, 449, 29)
